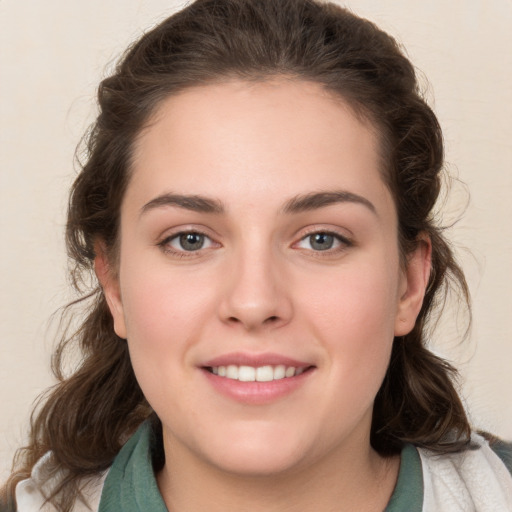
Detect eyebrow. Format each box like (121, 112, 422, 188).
(140, 193, 224, 216)
(282, 191, 377, 215)
(140, 190, 376, 217)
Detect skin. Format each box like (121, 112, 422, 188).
(97, 79, 431, 511)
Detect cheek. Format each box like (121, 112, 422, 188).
(120, 250, 216, 331)
(117, 257, 219, 387)
(298, 260, 400, 383)
(118, 271, 212, 419)
(302, 260, 400, 336)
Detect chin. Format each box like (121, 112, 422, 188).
(190, 423, 313, 477)
(207, 444, 307, 477)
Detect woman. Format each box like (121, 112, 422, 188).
(3, 0, 511, 510)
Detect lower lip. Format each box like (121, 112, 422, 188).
(201, 368, 314, 405)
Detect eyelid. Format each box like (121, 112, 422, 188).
(292, 226, 353, 253)
(169, 232, 214, 250)
(157, 226, 221, 256)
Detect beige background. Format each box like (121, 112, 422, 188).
(1, 0, 511, 479)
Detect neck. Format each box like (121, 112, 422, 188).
(156, 432, 400, 512)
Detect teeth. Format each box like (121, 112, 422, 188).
(226, 365, 239, 379)
(273, 365, 286, 380)
(255, 366, 273, 382)
(210, 364, 306, 382)
(285, 366, 295, 378)
(239, 366, 256, 381)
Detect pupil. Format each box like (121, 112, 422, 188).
(180, 233, 204, 251)
(310, 233, 333, 251)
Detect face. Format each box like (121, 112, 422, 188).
(100, 79, 429, 477)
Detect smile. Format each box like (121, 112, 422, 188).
(207, 365, 306, 382)
(201, 355, 315, 404)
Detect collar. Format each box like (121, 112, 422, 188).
(99, 421, 424, 512)
(99, 421, 167, 512)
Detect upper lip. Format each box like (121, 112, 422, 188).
(202, 352, 314, 368)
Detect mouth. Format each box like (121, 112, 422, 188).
(204, 364, 313, 382)
(200, 353, 316, 403)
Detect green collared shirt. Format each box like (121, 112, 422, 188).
(98, 422, 426, 512)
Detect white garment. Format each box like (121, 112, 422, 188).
(419, 434, 512, 511)
(15, 435, 512, 511)
(15, 453, 107, 512)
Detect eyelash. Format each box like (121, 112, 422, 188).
(158, 230, 217, 258)
(157, 229, 353, 258)
(293, 229, 353, 255)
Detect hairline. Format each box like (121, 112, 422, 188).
(107, 74, 400, 267)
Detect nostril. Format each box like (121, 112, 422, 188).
(223, 313, 284, 328)
(227, 316, 279, 323)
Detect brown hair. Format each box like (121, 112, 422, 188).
(4, 0, 471, 509)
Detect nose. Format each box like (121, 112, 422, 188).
(217, 247, 293, 331)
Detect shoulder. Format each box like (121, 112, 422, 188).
(14, 453, 108, 512)
(14, 422, 156, 512)
(417, 433, 512, 511)
(486, 434, 512, 476)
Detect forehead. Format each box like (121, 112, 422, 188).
(127, 79, 392, 217)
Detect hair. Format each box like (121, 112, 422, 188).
(3, 0, 472, 510)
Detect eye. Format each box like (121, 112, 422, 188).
(296, 231, 350, 252)
(162, 231, 215, 253)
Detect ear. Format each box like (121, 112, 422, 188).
(394, 235, 432, 336)
(94, 240, 127, 339)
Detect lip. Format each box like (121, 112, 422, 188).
(202, 352, 312, 368)
(200, 352, 315, 405)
